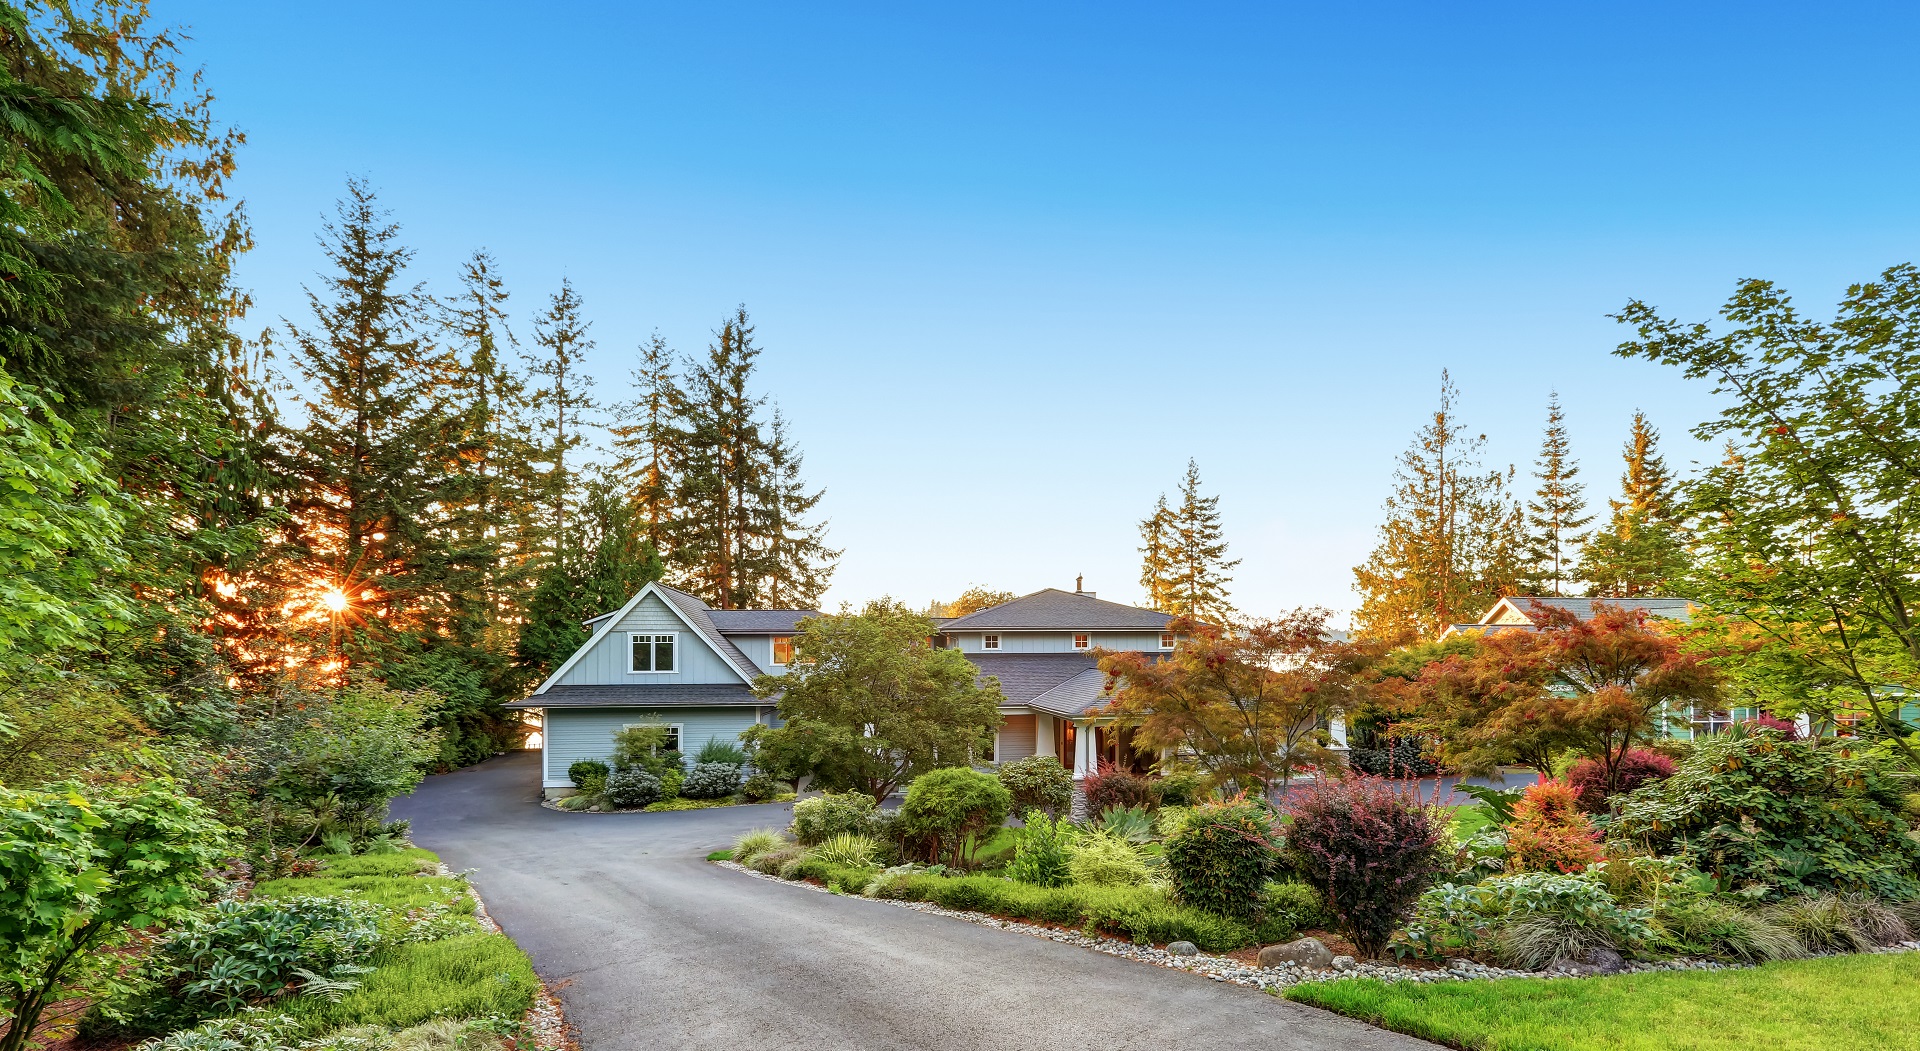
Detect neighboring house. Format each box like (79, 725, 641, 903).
(510, 581, 817, 798)
(938, 587, 1176, 783)
(1439, 595, 1696, 640)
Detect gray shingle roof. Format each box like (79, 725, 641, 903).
(964, 652, 1101, 705)
(652, 584, 765, 682)
(1028, 668, 1112, 718)
(940, 589, 1174, 631)
(1494, 596, 1695, 623)
(707, 609, 820, 634)
(509, 684, 760, 709)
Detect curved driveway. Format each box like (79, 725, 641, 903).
(392, 752, 1436, 1051)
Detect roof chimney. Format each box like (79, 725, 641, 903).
(1075, 575, 1094, 598)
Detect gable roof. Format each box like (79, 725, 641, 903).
(1482, 596, 1696, 625)
(940, 589, 1173, 631)
(706, 609, 819, 634)
(534, 581, 763, 694)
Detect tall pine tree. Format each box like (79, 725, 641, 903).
(1353, 371, 1524, 642)
(1138, 493, 1176, 612)
(749, 406, 839, 607)
(676, 306, 768, 608)
(1160, 460, 1238, 623)
(1522, 392, 1593, 596)
(1578, 411, 1690, 596)
(609, 331, 684, 554)
(523, 278, 600, 544)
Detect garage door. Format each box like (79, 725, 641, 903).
(996, 714, 1036, 762)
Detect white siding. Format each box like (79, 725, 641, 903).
(541, 705, 774, 785)
(553, 593, 746, 686)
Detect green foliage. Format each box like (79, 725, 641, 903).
(255, 681, 443, 850)
(0, 780, 229, 1051)
(747, 599, 1003, 800)
(995, 755, 1073, 817)
(1094, 805, 1157, 845)
(806, 833, 881, 869)
(1609, 732, 1920, 900)
(898, 767, 1012, 866)
(1003, 812, 1074, 888)
(739, 771, 785, 803)
(1653, 897, 1803, 963)
(1165, 798, 1280, 922)
(566, 760, 609, 792)
(694, 739, 747, 767)
(1402, 872, 1655, 968)
(868, 874, 1257, 952)
(680, 762, 743, 800)
(749, 845, 803, 876)
(608, 724, 683, 778)
(731, 828, 785, 867)
(277, 935, 537, 1036)
(1257, 882, 1332, 943)
(602, 768, 663, 809)
(1763, 894, 1902, 954)
(788, 791, 878, 845)
(1068, 833, 1154, 888)
(1153, 769, 1208, 808)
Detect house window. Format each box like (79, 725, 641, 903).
(1160, 632, 1175, 649)
(1690, 707, 1733, 737)
(629, 633, 676, 673)
(624, 722, 681, 752)
(1072, 633, 1091, 650)
(772, 636, 795, 666)
(982, 634, 1001, 650)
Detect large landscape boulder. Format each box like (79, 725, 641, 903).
(1552, 947, 1626, 976)
(1258, 937, 1334, 970)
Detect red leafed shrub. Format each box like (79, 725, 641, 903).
(1284, 776, 1446, 959)
(1741, 714, 1800, 739)
(1567, 749, 1676, 813)
(1083, 763, 1161, 814)
(1506, 779, 1602, 874)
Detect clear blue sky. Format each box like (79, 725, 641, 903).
(181, 1, 1920, 622)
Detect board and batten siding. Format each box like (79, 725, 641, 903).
(553, 593, 746, 686)
(541, 705, 774, 786)
(951, 631, 1167, 654)
(726, 634, 791, 676)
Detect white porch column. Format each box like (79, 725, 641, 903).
(1328, 711, 1350, 752)
(1036, 713, 1056, 759)
(1072, 721, 1093, 779)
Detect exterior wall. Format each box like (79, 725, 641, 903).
(554, 593, 746, 686)
(995, 713, 1037, 762)
(1489, 602, 1532, 626)
(951, 631, 1168, 654)
(540, 705, 775, 787)
(725, 634, 793, 676)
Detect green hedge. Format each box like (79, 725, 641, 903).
(870, 872, 1257, 952)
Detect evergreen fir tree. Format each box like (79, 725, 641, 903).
(1163, 460, 1239, 623)
(1138, 493, 1176, 612)
(281, 179, 459, 648)
(523, 278, 600, 543)
(749, 406, 839, 607)
(514, 477, 665, 677)
(1578, 411, 1690, 596)
(676, 306, 768, 608)
(608, 331, 685, 554)
(1522, 392, 1593, 596)
(1353, 371, 1525, 642)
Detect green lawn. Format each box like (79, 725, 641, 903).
(254, 848, 476, 912)
(1448, 802, 1496, 840)
(1285, 952, 1920, 1051)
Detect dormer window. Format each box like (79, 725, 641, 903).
(630, 633, 676, 672)
(1072, 633, 1090, 650)
(772, 636, 795, 666)
(982, 634, 1001, 650)
(1159, 632, 1175, 650)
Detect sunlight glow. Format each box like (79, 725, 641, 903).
(322, 588, 350, 613)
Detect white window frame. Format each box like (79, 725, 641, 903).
(623, 721, 683, 753)
(771, 635, 794, 666)
(1072, 632, 1091, 650)
(1159, 632, 1176, 650)
(1689, 706, 1733, 739)
(628, 632, 678, 674)
(982, 634, 1001, 650)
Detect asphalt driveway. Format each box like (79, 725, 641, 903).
(392, 751, 1437, 1051)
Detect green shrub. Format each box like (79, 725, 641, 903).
(1261, 881, 1333, 940)
(1005, 811, 1074, 888)
(1610, 732, 1920, 901)
(779, 856, 834, 882)
(1763, 894, 1911, 953)
(610, 725, 684, 779)
(997, 755, 1074, 817)
(866, 868, 941, 901)
(1155, 806, 1194, 838)
(823, 865, 879, 895)
(1654, 897, 1804, 962)
(751, 845, 803, 876)
(1155, 769, 1208, 808)
(732, 828, 785, 866)
(898, 767, 1012, 865)
(808, 833, 881, 868)
(695, 739, 748, 767)
(740, 771, 785, 803)
(680, 762, 743, 800)
(1069, 834, 1154, 888)
(1166, 798, 1280, 922)
(1402, 872, 1655, 968)
(603, 768, 664, 809)
(1095, 805, 1156, 845)
(790, 791, 878, 845)
(567, 759, 610, 790)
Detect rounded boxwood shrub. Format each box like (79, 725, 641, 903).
(681, 761, 743, 800)
(604, 767, 665, 809)
(740, 771, 785, 802)
(899, 767, 1011, 865)
(1285, 775, 1446, 958)
(1165, 797, 1280, 922)
(790, 790, 878, 844)
(1566, 748, 1674, 813)
(997, 755, 1074, 817)
(1611, 731, 1920, 901)
(568, 759, 611, 789)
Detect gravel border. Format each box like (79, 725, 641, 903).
(712, 860, 1920, 992)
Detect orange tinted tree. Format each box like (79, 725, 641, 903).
(1095, 611, 1351, 795)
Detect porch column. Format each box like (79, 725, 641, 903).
(1073, 720, 1093, 779)
(1328, 711, 1350, 752)
(1794, 712, 1813, 739)
(1035, 713, 1056, 759)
